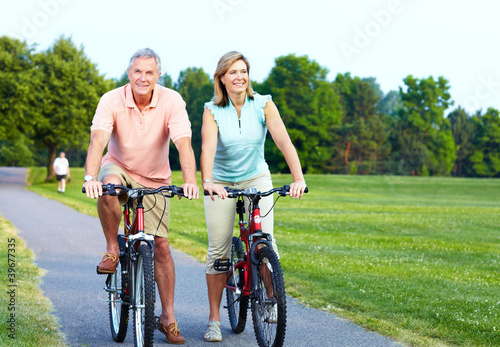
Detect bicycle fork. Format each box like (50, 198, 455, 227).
(127, 233, 155, 308)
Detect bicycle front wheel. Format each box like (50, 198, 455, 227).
(109, 235, 129, 342)
(133, 244, 155, 347)
(226, 236, 249, 333)
(251, 246, 287, 347)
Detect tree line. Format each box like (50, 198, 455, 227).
(1, 36, 499, 179)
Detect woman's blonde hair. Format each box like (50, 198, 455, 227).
(213, 51, 254, 107)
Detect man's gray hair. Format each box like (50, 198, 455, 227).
(128, 48, 161, 74)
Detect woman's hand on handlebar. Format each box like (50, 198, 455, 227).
(203, 181, 228, 201)
(289, 179, 307, 199)
(83, 180, 103, 199)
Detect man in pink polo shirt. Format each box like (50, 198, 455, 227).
(83, 48, 199, 344)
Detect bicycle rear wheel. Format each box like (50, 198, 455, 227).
(109, 235, 129, 342)
(133, 244, 155, 347)
(226, 236, 249, 333)
(251, 246, 287, 347)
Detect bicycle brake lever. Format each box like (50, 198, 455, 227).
(281, 185, 290, 196)
(224, 187, 237, 198)
(172, 186, 185, 198)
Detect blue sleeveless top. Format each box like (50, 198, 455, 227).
(205, 94, 271, 182)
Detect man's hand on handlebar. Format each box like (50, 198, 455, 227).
(83, 180, 103, 199)
(181, 182, 200, 200)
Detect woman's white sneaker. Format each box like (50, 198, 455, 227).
(204, 320, 222, 342)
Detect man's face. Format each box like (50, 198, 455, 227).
(127, 57, 160, 98)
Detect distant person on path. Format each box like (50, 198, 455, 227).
(82, 48, 199, 344)
(200, 51, 307, 342)
(53, 151, 70, 193)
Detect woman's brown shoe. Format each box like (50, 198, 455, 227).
(157, 316, 185, 344)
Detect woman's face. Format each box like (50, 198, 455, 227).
(220, 59, 248, 96)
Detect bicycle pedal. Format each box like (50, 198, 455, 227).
(96, 266, 115, 275)
(96, 266, 108, 275)
(214, 258, 230, 271)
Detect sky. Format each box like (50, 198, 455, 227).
(2, 0, 500, 115)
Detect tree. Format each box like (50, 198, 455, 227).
(0, 134, 35, 166)
(257, 54, 343, 173)
(379, 90, 403, 118)
(32, 36, 114, 181)
(113, 71, 129, 88)
(469, 107, 500, 177)
(333, 73, 390, 174)
(173, 67, 213, 169)
(362, 77, 384, 100)
(390, 75, 455, 176)
(0, 36, 37, 165)
(447, 107, 476, 177)
(159, 73, 173, 89)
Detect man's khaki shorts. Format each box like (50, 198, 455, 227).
(98, 163, 170, 238)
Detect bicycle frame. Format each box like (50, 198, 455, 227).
(122, 193, 156, 308)
(85, 183, 186, 346)
(227, 194, 274, 300)
(217, 185, 307, 347)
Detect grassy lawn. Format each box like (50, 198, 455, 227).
(26, 168, 500, 346)
(0, 215, 65, 346)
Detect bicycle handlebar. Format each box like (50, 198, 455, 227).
(82, 183, 186, 198)
(203, 184, 308, 198)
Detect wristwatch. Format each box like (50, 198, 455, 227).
(203, 179, 213, 184)
(84, 175, 96, 182)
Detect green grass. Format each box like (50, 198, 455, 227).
(26, 169, 500, 346)
(274, 175, 499, 347)
(0, 215, 65, 346)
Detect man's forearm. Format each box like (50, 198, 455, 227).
(179, 149, 197, 184)
(176, 138, 197, 184)
(85, 147, 103, 178)
(85, 131, 110, 179)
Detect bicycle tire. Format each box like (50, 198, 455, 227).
(226, 236, 249, 333)
(251, 246, 287, 347)
(109, 235, 129, 342)
(133, 244, 155, 347)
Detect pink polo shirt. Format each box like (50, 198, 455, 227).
(91, 84, 192, 187)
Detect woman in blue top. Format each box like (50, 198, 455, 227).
(201, 51, 307, 342)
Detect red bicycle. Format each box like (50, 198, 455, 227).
(83, 184, 185, 347)
(208, 184, 308, 347)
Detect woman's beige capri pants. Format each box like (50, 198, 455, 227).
(204, 169, 279, 275)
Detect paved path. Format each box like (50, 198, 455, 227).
(0, 167, 402, 346)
